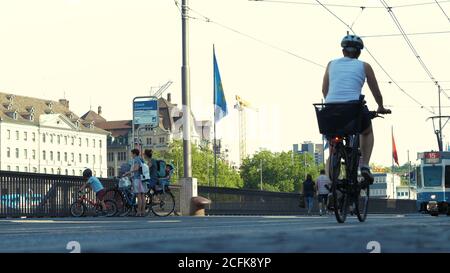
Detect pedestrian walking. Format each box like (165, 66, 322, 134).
(316, 169, 331, 216)
(303, 174, 316, 215)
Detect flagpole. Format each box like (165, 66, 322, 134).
(392, 125, 394, 199)
(213, 45, 218, 188)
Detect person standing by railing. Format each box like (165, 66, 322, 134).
(123, 149, 147, 217)
(303, 174, 316, 215)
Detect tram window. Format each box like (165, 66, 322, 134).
(423, 166, 442, 187)
(416, 167, 422, 188)
(445, 166, 450, 188)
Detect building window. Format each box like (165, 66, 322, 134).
(65, 169, 68, 176)
(99, 140, 102, 148)
(50, 151, 54, 161)
(24, 149, 28, 159)
(7, 130, 10, 140)
(64, 152, 68, 162)
(51, 168, 54, 174)
(79, 153, 82, 163)
(33, 167, 37, 173)
(147, 138, 152, 145)
(86, 138, 89, 147)
(71, 153, 75, 162)
(93, 155, 96, 164)
(15, 131, 19, 140)
(57, 152, 61, 161)
(79, 138, 82, 147)
(64, 136, 68, 145)
(43, 151, 46, 160)
(32, 150, 36, 160)
(159, 137, 165, 143)
(24, 167, 28, 172)
(71, 137, 75, 146)
(57, 135, 61, 144)
(93, 139, 96, 148)
(15, 148, 19, 158)
(79, 170, 82, 176)
(72, 170, 75, 176)
(24, 132, 28, 141)
(86, 154, 89, 164)
(32, 132, 36, 142)
(16, 166, 19, 172)
(7, 166, 11, 171)
(57, 168, 61, 175)
(7, 147, 11, 158)
(43, 168, 47, 174)
(50, 135, 54, 143)
(42, 134, 46, 143)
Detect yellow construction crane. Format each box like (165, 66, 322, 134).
(234, 95, 258, 164)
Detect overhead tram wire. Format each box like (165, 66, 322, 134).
(361, 30, 450, 38)
(312, 0, 435, 114)
(433, 0, 450, 22)
(184, 5, 326, 69)
(249, 0, 450, 9)
(379, 0, 450, 99)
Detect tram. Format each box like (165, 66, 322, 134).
(416, 151, 450, 216)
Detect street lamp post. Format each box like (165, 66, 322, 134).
(180, 0, 197, 215)
(260, 159, 263, 191)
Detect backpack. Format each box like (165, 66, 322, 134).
(140, 161, 150, 180)
(156, 160, 167, 178)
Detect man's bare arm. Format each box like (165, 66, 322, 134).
(364, 62, 383, 107)
(322, 62, 330, 99)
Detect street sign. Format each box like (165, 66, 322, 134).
(133, 98, 159, 128)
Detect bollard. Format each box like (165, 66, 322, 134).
(190, 196, 211, 216)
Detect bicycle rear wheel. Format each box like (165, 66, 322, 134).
(355, 184, 370, 222)
(103, 200, 118, 217)
(329, 147, 349, 223)
(150, 188, 175, 217)
(104, 188, 125, 216)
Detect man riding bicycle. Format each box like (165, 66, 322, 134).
(321, 34, 391, 184)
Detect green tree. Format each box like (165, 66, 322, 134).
(154, 139, 243, 188)
(240, 150, 321, 193)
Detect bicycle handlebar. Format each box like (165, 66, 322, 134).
(368, 110, 392, 120)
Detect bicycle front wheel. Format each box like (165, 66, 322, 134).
(150, 189, 175, 217)
(329, 148, 348, 223)
(355, 184, 370, 222)
(70, 201, 86, 217)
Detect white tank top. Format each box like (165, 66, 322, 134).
(325, 57, 366, 103)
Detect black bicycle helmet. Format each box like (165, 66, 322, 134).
(83, 168, 93, 178)
(341, 34, 364, 51)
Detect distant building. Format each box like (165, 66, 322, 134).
(90, 94, 212, 178)
(0, 92, 108, 177)
(293, 141, 324, 165)
(396, 185, 417, 200)
(371, 173, 402, 199)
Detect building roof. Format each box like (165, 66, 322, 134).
(0, 92, 109, 135)
(80, 110, 106, 124)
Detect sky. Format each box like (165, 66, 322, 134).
(0, 0, 449, 167)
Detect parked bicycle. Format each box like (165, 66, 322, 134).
(70, 190, 117, 217)
(105, 177, 175, 217)
(314, 99, 390, 223)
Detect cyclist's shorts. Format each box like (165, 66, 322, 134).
(96, 189, 107, 201)
(318, 194, 328, 203)
(360, 105, 372, 132)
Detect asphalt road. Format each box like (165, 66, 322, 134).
(0, 214, 449, 253)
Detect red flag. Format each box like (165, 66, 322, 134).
(392, 130, 399, 166)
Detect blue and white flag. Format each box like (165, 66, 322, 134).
(213, 46, 228, 122)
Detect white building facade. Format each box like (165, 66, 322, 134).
(0, 93, 108, 177)
(371, 173, 403, 199)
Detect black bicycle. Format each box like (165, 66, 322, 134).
(314, 99, 390, 223)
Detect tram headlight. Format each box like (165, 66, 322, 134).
(430, 194, 436, 200)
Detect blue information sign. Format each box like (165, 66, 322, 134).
(133, 99, 158, 127)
